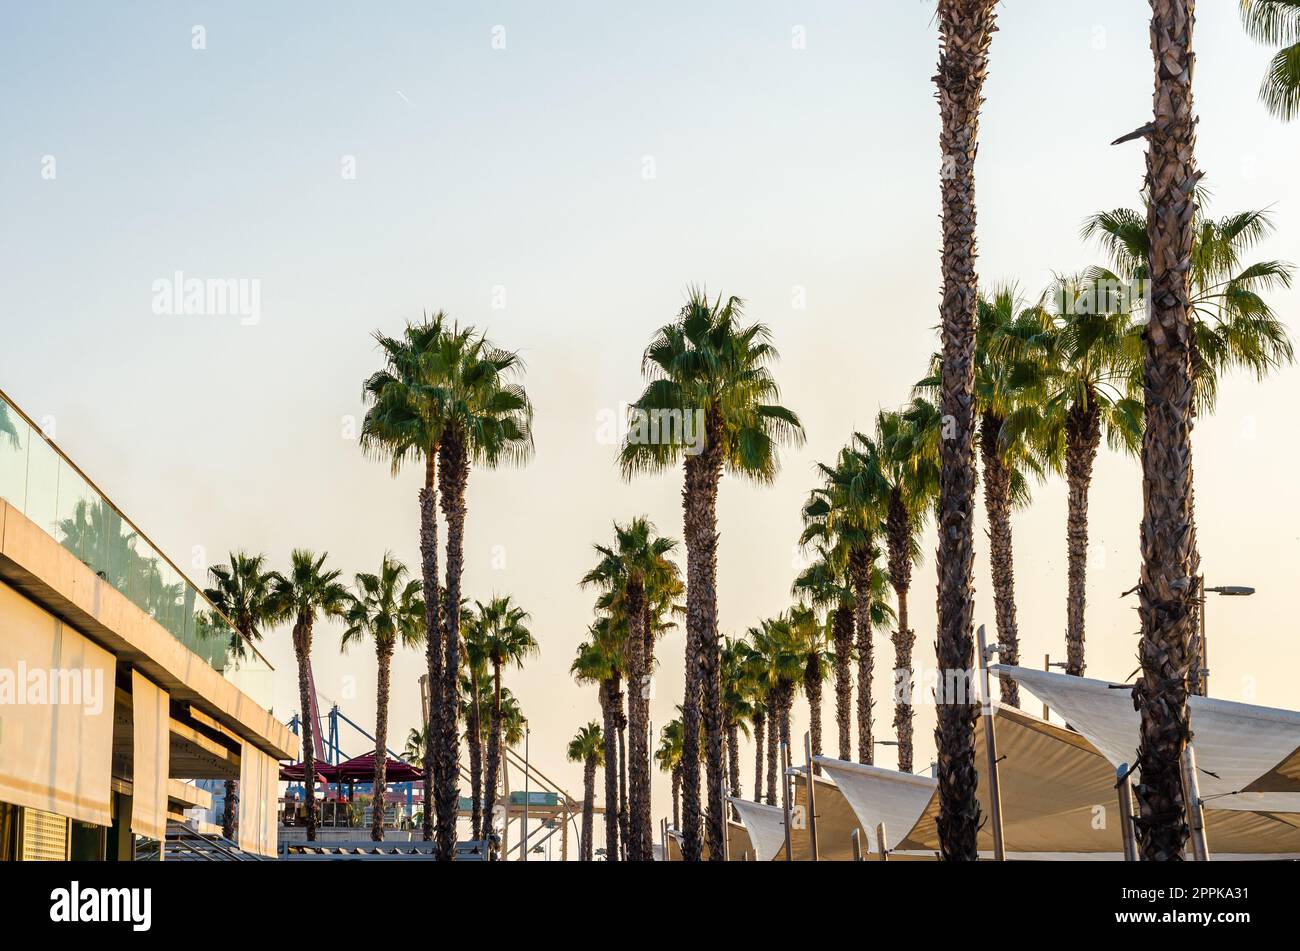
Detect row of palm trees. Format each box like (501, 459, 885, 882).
(561, 186, 1291, 858)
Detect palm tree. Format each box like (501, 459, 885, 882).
(581, 518, 680, 861)
(341, 554, 424, 841)
(1241, 0, 1300, 120)
(402, 727, 427, 768)
(204, 552, 280, 840)
(1084, 202, 1294, 691)
(792, 543, 855, 762)
(432, 323, 534, 859)
(719, 636, 753, 812)
(932, 0, 1000, 863)
(475, 595, 538, 848)
(620, 288, 804, 861)
(362, 313, 452, 843)
(875, 405, 939, 772)
(1130, 0, 1199, 862)
(917, 287, 1051, 707)
(1003, 276, 1144, 677)
(655, 718, 685, 829)
(570, 625, 624, 861)
(747, 615, 802, 798)
(270, 550, 349, 842)
(459, 603, 490, 838)
(789, 606, 831, 774)
(567, 722, 604, 862)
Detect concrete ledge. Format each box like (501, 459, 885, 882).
(0, 500, 297, 761)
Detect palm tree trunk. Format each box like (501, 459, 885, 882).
(468, 667, 483, 840)
(599, 678, 620, 861)
(933, 0, 997, 862)
(480, 664, 504, 846)
(1133, 0, 1198, 861)
(582, 756, 596, 862)
(683, 409, 726, 861)
(419, 450, 441, 842)
(980, 410, 1021, 707)
(436, 431, 468, 860)
(372, 643, 394, 841)
(849, 547, 874, 765)
(831, 604, 854, 761)
(888, 493, 916, 773)
(617, 695, 628, 859)
(1065, 398, 1101, 677)
(804, 655, 823, 774)
(764, 701, 778, 805)
(752, 707, 766, 802)
(293, 621, 318, 841)
(221, 780, 237, 840)
(624, 580, 651, 861)
(671, 765, 681, 829)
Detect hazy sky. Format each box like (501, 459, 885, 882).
(2, 2, 1297, 836)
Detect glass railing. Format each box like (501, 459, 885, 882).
(0, 389, 274, 709)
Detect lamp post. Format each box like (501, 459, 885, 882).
(1197, 581, 1255, 697)
(874, 739, 899, 771)
(1042, 655, 1068, 720)
(522, 722, 530, 862)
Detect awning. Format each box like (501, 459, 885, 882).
(331, 752, 423, 784)
(993, 665, 1300, 805)
(130, 671, 170, 842)
(814, 759, 936, 854)
(727, 797, 786, 861)
(665, 819, 759, 861)
(783, 770, 867, 860)
(0, 580, 116, 826)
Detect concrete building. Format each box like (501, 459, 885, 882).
(0, 388, 296, 860)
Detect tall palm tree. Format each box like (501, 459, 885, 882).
(204, 552, 280, 839)
(570, 624, 624, 861)
(1130, 0, 1199, 862)
(933, 0, 999, 861)
(748, 693, 771, 804)
(362, 313, 452, 843)
(792, 543, 855, 762)
(655, 718, 685, 829)
(567, 722, 604, 862)
(476, 596, 538, 847)
(1241, 0, 1300, 120)
(917, 287, 1051, 707)
(270, 550, 349, 842)
(1084, 202, 1294, 691)
(876, 405, 939, 772)
(341, 554, 425, 841)
(747, 615, 803, 799)
(581, 518, 681, 861)
(620, 288, 804, 860)
(719, 636, 753, 813)
(1003, 276, 1144, 677)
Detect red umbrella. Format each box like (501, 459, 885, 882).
(332, 752, 423, 784)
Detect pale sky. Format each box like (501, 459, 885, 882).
(2, 2, 1296, 841)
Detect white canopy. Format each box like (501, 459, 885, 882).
(727, 797, 786, 861)
(993, 665, 1300, 810)
(813, 758, 936, 853)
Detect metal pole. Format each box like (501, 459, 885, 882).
(876, 821, 888, 862)
(780, 742, 793, 862)
(977, 624, 1006, 861)
(1182, 746, 1211, 861)
(522, 725, 530, 861)
(720, 771, 731, 862)
(1116, 763, 1139, 862)
(851, 828, 862, 862)
(1043, 653, 1051, 721)
(1198, 576, 1209, 697)
(661, 817, 669, 861)
(804, 732, 819, 862)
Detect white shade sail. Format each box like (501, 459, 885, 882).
(727, 797, 786, 861)
(993, 664, 1300, 808)
(813, 758, 935, 853)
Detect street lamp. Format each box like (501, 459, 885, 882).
(1198, 580, 1255, 697)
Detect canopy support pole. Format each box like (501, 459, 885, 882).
(851, 828, 862, 862)
(876, 821, 888, 861)
(977, 624, 1007, 861)
(804, 732, 819, 862)
(1181, 746, 1211, 862)
(1117, 763, 1139, 862)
